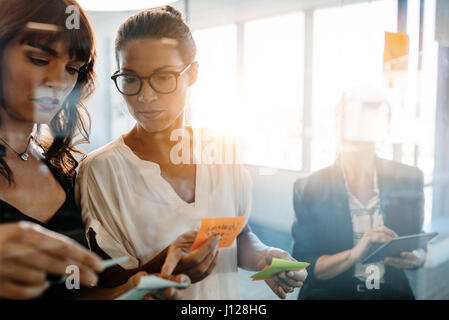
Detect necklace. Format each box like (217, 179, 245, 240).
(0, 134, 32, 161)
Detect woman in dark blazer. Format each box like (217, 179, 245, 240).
(292, 87, 426, 300)
(292, 156, 424, 299)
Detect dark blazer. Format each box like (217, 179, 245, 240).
(291, 157, 424, 299)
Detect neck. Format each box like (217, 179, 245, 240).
(130, 116, 186, 161)
(0, 107, 35, 154)
(340, 147, 376, 180)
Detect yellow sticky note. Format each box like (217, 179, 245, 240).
(383, 31, 409, 72)
(190, 217, 246, 251)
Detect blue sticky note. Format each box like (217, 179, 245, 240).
(116, 276, 189, 300)
(103, 256, 129, 269)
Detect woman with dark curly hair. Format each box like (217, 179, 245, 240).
(0, 0, 188, 300)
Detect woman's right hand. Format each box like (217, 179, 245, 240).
(161, 230, 220, 283)
(0, 222, 104, 299)
(125, 271, 190, 300)
(349, 225, 398, 263)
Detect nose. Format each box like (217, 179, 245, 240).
(43, 64, 69, 90)
(137, 79, 158, 103)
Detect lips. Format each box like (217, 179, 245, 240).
(34, 97, 60, 112)
(138, 110, 165, 120)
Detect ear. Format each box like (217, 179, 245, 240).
(187, 61, 198, 86)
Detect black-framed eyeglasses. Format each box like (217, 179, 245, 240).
(111, 63, 193, 96)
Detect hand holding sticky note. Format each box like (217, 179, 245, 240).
(48, 256, 130, 286)
(115, 276, 189, 300)
(190, 217, 247, 251)
(250, 258, 310, 281)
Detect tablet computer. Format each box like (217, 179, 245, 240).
(361, 232, 438, 264)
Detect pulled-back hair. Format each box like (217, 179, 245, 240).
(115, 5, 196, 66)
(0, 0, 96, 188)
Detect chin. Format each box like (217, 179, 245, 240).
(141, 118, 182, 134)
(32, 111, 61, 125)
(139, 121, 168, 133)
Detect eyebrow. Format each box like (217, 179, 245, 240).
(26, 42, 84, 64)
(27, 42, 59, 57)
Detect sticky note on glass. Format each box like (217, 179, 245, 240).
(250, 258, 310, 281)
(190, 217, 247, 251)
(383, 31, 409, 72)
(116, 276, 189, 300)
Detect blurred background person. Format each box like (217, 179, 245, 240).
(291, 85, 426, 299)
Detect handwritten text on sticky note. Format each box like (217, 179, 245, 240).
(190, 217, 247, 251)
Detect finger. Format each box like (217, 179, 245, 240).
(143, 293, 156, 300)
(170, 274, 191, 288)
(273, 274, 294, 293)
(162, 287, 182, 300)
(180, 236, 220, 270)
(5, 245, 98, 287)
(384, 257, 414, 268)
(127, 271, 148, 290)
(21, 226, 104, 272)
(161, 247, 184, 277)
(265, 279, 287, 299)
(143, 287, 182, 300)
(400, 251, 416, 259)
(278, 271, 304, 287)
(0, 278, 49, 300)
(0, 260, 47, 285)
(369, 232, 393, 244)
(383, 259, 404, 268)
(75, 263, 100, 287)
(177, 230, 198, 243)
(188, 251, 219, 283)
(378, 226, 398, 238)
(286, 269, 307, 282)
(180, 246, 217, 279)
(155, 273, 191, 288)
(269, 250, 291, 261)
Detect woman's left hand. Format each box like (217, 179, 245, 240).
(258, 249, 307, 299)
(383, 251, 426, 269)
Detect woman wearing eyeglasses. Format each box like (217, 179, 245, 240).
(0, 0, 189, 300)
(76, 6, 308, 300)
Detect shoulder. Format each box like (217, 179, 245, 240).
(78, 138, 125, 177)
(376, 157, 423, 182)
(293, 164, 335, 196)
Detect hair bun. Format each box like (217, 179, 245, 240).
(162, 5, 183, 20)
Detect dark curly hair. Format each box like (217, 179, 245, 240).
(0, 0, 96, 189)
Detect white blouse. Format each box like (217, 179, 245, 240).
(75, 130, 252, 299)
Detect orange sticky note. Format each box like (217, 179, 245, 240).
(383, 31, 409, 72)
(190, 217, 247, 251)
